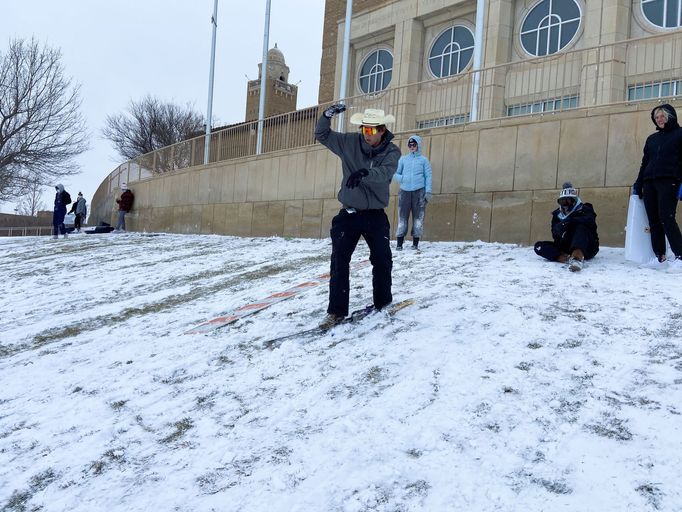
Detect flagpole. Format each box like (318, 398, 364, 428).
(337, 0, 353, 129)
(204, 0, 219, 165)
(256, 0, 272, 155)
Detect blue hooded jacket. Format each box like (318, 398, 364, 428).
(393, 135, 432, 193)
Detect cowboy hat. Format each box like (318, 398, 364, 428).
(349, 108, 395, 126)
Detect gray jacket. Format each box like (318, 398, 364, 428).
(315, 115, 400, 210)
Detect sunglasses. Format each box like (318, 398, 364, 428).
(361, 126, 379, 136)
(558, 198, 575, 207)
(407, 141, 417, 147)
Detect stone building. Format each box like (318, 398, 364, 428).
(245, 45, 298, 122)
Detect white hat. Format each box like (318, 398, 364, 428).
(349, 108, 396, 126)
(121, 182, 128, 190)
(558, 182, 578, 202)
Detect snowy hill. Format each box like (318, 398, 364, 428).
(1, 233, 681, 511)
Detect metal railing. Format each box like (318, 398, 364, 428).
(0, 226, 54, 237)
(104, 30, 682, 191)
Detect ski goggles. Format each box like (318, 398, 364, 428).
(361, 126, 379, 136)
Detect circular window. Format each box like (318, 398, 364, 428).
(428, 25, 475, 78)
(520, 0, 582, 57)
(358, 49, 393, 94)
(641, 0, 682, 28)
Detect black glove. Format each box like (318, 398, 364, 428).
(323, 103, 347, 119)
(633, 181, 643, 199)
(346, 168, 369, 189)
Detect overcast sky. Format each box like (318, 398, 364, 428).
(2, 0, 325, 214)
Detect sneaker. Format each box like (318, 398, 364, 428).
(319, 313, 344, 330)
(396, 245, 403, 251)
(667, 257, 682, 272)
(568, 257, 583, 272)
(640, 256, 667, 270)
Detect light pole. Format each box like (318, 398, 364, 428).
(204, 0, 219, 165)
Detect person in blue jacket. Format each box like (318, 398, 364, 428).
(393, 135, 432, 250)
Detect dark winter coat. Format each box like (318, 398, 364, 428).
(635, 104, 682, 192)
(551, 201, 599, 257)
(315, 115, 400, 210)
(117, 190, 134, 212)
(53, 186, 71, 224)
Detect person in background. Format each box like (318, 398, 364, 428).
(534, 182, 599, 272)
(115, 184, 134, 232)
(52, 184, 71, 240)
(68, 192, 87, 233)
(315, 105, 401, 329)
(633, 104, 682, 271)
(393, 134, 432, 251)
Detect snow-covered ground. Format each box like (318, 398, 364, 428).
(1, 232, 681, 512)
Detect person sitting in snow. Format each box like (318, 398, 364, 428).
(534, 182, 599, 272)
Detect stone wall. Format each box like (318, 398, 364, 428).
(92, 100, 673, 248)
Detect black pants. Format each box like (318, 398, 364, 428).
(74, 213, 83, 230)
(643, 178, 682, 258)
(328, 209, 392, 317)
(535, 224, 599, 261)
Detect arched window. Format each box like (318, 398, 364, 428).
(641, 0, 682, 28)
(428, 25, 475, 78)
(358, 49, 393, 94)
(520, 0, 582, 56)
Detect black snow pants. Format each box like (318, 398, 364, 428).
(328, 208, 393, 317)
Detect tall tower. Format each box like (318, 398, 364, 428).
(245, 44, 298, 122)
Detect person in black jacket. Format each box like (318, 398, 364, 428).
(633, 104, 682, 271)
(52, 184, 71, 240)
(534, 182, 599, 272)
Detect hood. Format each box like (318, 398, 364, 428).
(651, 103, 680, 131)
(55, 184, 64, 193)
(407, 134, 423, 155)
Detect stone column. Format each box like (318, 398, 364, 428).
(477, 0, 515, 120)
(581, 0, 631, 106)
(391, 18, 424, 132)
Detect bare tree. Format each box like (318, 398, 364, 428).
(102, 95, 204, 173)
(0, 38, 89, 202)
(16, 178, 46, 216)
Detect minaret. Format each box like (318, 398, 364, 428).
(245, 44, 298, 122)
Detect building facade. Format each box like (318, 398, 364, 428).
(320, 0, 682, 128)
(90, 0, 682, 247)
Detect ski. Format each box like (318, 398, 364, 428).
(262, 298, 415, 350)
(184, 259, 370, 334)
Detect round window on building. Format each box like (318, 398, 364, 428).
(520, 0, 582, 56)
(641, 0, 682, 28)
(358, 49, 393, 94)
(428, 25, 475, 78)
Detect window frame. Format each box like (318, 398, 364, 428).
(357, 48, 394, 95)
(426, 24, 476, 79)
(640, 0, 682, 29)
(518, 0, 583, 57)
